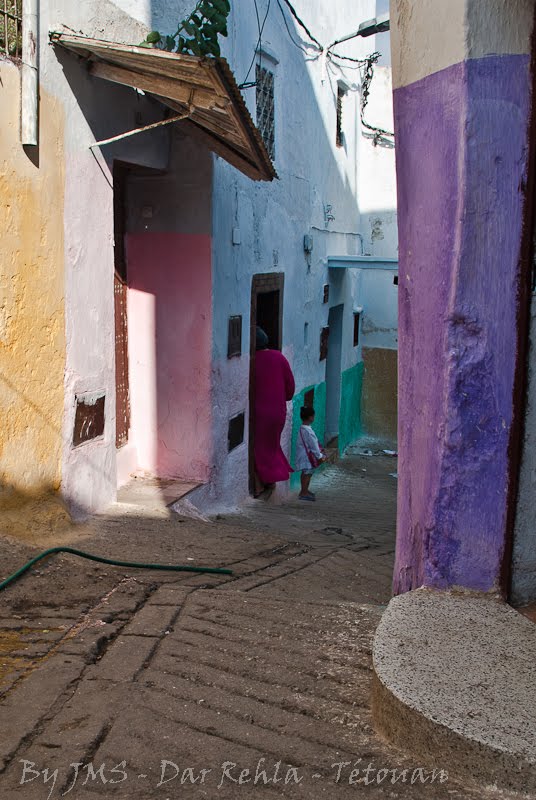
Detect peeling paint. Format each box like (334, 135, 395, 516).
(0, 63, 66, 497)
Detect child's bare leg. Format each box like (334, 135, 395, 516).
(300, 472, 312, 496)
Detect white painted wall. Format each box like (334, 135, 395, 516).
(34, 0, 397, 513)
(206, 0, 398, 504)
(41, 0, 171, 515)
(359, 268, 398, 350)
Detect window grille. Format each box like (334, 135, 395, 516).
(336, 86, 345, 148)
(256, 64, 275, 160)
(0, 0, 22, 58)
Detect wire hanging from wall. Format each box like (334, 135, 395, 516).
(358, 51, 395, 145)
(239, 0, 271, 88)
(238, 1, 395, 145)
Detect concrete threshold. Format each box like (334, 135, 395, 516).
(372, 588, 536, 794)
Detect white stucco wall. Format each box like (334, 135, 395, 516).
(32, 0, 397, 513)
(41, 0, 170, 514)
(359, 268, 398, 350)
(204, 0, 398, 503)
(357, 64, 397, 259)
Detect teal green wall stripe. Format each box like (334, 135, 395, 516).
(338, 361, 364, 453)
(288, 364, 363, 490)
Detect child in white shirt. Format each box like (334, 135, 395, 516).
(295, 406, 326, 501)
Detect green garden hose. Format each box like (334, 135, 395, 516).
(0, 546, 232, 593)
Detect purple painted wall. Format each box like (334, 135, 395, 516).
(394, 55, 532, 594)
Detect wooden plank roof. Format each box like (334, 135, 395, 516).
(50, 32, 277, 182)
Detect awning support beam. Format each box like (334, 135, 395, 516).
(89, 111, 190, 149)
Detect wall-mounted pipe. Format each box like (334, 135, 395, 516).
(21, 0, 38, 146)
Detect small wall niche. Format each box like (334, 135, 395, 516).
(353, 312, 361, 347)
(227, 315, 243, 358)
(228, 412, 245, 451)
(73, 393, 105, 447)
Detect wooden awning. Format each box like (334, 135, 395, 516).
(50, 32, 276, 182)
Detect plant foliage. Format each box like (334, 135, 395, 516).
(140, 0, 231, 58)
(0, 0, 22, 58)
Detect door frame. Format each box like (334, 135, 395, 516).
(248, 272, 285, 493)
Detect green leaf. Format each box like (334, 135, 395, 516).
(146, 30, 161, 43)
(182, 20, 195, 35)
(164, 35, 176, 50)
(138, 40, 155, 48)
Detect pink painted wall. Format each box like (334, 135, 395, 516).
(126, 232, 212, 481)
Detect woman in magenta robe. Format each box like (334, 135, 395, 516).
(253, 327, 295, 496)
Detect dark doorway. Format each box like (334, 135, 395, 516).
(325, 304, 344, 445)
(249, 273, 285, 493)
(256, 290, 281, 350)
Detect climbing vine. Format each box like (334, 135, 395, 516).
(140, 0, 231, 58)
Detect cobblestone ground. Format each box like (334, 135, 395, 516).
(0, 455, 521, 799)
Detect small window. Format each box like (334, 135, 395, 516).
(228, 412, 245, 452)
(353, 313, 360, 347)
(227, 315, 242, 359)
(1, 0, 22, 58)
(256, 64, 275, 160)
(320, 326, 329, 361)
(336, 86, 346, 148)
(323, 284, 330, 304)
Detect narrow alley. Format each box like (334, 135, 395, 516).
(0, 455, 517, 800)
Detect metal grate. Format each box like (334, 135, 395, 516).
(256, 64, 275, 160)
(336, 86, 345, 148)
(0, 0, 22, 58)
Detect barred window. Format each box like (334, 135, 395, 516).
(0, 0, 22, 59)
(256, 64, 275, 160)
(336, 86, 346, 148)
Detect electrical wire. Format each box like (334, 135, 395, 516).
(276, 0, 311, 54)
(278, 0, 323, 50)
(240, 0, 271, 88)
(329, 51, 369, 65)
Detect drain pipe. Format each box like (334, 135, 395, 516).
(21, 0, 38, 146)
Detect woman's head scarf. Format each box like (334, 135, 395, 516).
(256, 326, 269, 350)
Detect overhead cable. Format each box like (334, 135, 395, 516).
(276, 0, 313, 54)
(279, 0, 323, 50)
(240, 0, 271, 88)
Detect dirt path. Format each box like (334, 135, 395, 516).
(0, 455, 519, 799)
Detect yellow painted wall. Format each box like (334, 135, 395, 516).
(0, 61, 66, 509)
(361, 346, 398, 443)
